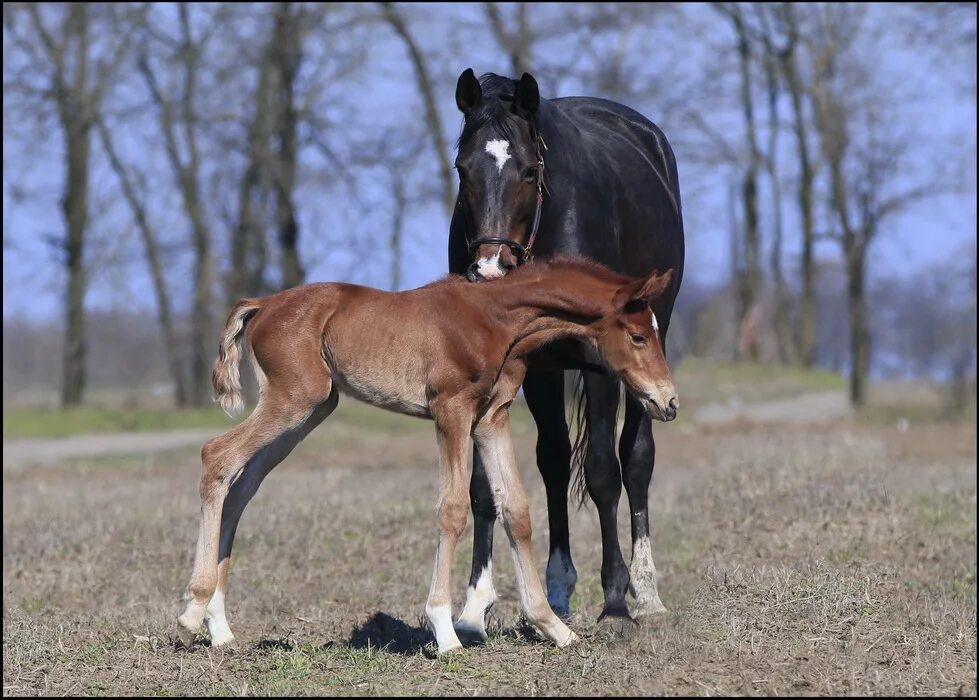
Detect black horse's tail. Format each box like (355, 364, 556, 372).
(569, 371, 591, 505)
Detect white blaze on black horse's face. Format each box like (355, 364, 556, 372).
(485, 139, 512, 173)
(455, 69, 542, 281)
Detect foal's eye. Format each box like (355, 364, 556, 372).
(521, 166, 538, 182)
(455, 165, 469, 182)
(630, 333, 646, 346)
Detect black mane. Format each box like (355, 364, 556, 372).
(456, 73, 523, 149)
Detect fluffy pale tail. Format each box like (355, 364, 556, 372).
(212, 299, 261, 417)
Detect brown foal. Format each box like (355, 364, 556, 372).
(175, 257, 677, 655)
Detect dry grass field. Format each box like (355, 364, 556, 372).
(3, 366, 976, 696)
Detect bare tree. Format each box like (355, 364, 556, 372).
(228, 46, 274, 305)
(808, 5, 950, 406)
(755, 5, 794, 363)
(4, 4, 139, 406)
(96, 117, 188, 406)
(271, 2, 305, 289)
(139, 4, 215, 406)
(379, 2, 456, 218)
(772, 4, 817, 368)
(716, 3, 763, 361)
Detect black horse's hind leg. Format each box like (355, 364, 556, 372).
(455, 450, 497, 641)
(523, 369, 576, 618)
(583, 373, 631, 620)
(619, 394, 668, 618)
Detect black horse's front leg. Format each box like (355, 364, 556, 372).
(454, 450, 497, 642)
(523, 369, 577, 618)
(583, 373, 632, 621)
(619, 393, 668, 618)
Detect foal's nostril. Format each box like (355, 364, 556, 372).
(669, 397, 679, 411)
(466, 264, 482, 282)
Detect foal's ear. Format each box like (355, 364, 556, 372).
(456, 68, 482, 115)
(512, 72, 540, 119)
(637, 268, 674, 302)
(614, 269, 674, 310)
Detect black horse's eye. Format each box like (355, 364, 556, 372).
(521, 166, 538, 182)
(630, 333, 646, 345)
(455, 165, 469, 181)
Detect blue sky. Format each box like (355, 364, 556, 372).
(2, 3, 976, 323)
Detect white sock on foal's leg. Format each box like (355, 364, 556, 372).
(204, 590, 236, 646)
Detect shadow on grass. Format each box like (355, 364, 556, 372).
(347, 612, 433, 655)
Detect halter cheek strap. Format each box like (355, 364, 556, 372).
(466, 131, 546, 264)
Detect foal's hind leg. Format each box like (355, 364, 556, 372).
(205, 389, 340, 645)
(619, 394, 667, 618)
(473, 413, 576, 648)
(177, 385, 333, 646)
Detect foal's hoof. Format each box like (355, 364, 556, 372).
(175, 621, 199, 649)
(555, 629, 579, 648)
(437, 641, 464, 657)
(453, 622, 488, 647)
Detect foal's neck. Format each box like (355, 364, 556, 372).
(484, 264, 618, 358)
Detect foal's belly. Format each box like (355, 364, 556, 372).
(330, 365, 433, 420)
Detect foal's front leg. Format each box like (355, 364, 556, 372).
(425, 410, 473, 655)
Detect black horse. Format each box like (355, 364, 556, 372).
(448, 69, 685, 636)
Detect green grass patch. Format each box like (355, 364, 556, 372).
(673, 358, 845, 408)
(911, 492, 977, 532)
(2, 399, 436, 439)
(2, 405, 235, 438)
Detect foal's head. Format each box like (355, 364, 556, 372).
(596, 268, 679, 422)
(455, 69, 543, 281)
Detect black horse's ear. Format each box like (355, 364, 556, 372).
(456, 68, 481, 115)
(512, 72, 540, 119)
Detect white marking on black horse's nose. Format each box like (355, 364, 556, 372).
(485, 139, 511, 173)
(475, 246, 505, 279)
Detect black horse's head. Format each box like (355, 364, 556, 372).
(454, 69, 543, 281)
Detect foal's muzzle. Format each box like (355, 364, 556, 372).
(644, 395, 679, 422)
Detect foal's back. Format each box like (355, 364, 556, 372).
(242, 278, 503, 419)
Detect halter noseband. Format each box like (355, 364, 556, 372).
(466, 130, 547, 264)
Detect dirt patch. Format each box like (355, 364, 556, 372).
(2, 418, 976, 696)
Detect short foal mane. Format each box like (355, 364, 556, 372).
(499, 255, 633, 288)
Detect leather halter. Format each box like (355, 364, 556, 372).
(466, 130, 547, 264)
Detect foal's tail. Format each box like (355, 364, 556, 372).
(213, 298, 262, 418)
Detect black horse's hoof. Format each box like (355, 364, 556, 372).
(593, 607, 638, 642)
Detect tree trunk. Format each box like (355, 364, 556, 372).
(389, 166, 407, 291)
(140, 3, 213, 407)
(97, 118, 188, 407)
(379, 3, 456, 218)
(230, 56, 274, 305)
(846, 240, 869, 406)
(59, 4, 90, 407)
(60, 116, 89, 406)
(732, 8, 762, 361)
(273, 3, 304, 289)
(763, 46, 793, 363)
(778, 10, 816, 367)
